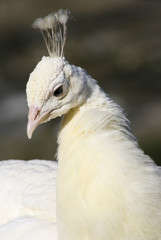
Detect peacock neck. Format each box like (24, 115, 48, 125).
(59, 77, 136, 145)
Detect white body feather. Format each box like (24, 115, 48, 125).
(0, 160, 57, 240)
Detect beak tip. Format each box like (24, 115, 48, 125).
(27, 106, 50, 140)
(27, 126, 32, 139)
(27, 133, 32, 139)
(27, 120, 34, 139)
(27, 106, 40, 139)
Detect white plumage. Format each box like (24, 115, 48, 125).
(0, 217, 57, 240)
(0, 160, 57, 239)
(1, 9, 161, 240)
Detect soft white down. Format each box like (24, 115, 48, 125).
(0, 160, 58, 240)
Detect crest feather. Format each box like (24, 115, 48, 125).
(32, 9, 70, 57)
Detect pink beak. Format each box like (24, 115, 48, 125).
(27, 106, 50, 139)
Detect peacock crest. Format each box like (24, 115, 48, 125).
(32, 9, 70, 57)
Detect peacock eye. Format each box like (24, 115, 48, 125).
(52, 82, 69, 99)
(53, 85, 64, 97)
(52, 81, 69, 100)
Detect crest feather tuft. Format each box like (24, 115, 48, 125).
(32, 9, 70, 57)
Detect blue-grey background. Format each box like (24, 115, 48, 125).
(0, 0, 161, 165)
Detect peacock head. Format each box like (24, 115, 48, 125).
(26, 10, 88, 139)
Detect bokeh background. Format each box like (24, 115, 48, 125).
(0, 0, 161, 164)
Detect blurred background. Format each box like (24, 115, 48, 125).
(0, 0, 161, 164)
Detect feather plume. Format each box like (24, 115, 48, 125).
(32, 9, 70, 57)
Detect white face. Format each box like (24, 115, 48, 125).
(26, 56, 87, 138)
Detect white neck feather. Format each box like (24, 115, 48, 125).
(58, 76, 136, 146)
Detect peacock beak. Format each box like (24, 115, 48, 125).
(27, 106, 50, 139)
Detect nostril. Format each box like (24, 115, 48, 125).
(34, 110, 40, 120)
(28, 106, 41, 121)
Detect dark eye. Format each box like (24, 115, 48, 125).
(53, 85, 64, 97)
(52, 81, 69, 99)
